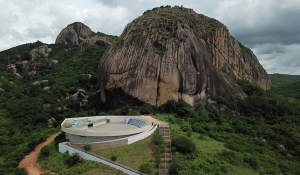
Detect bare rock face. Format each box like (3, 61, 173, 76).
(97, 6, 270, 108)
(55, 22, 93, 45)
(204, 28, 271, 90)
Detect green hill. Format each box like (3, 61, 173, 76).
(270, 73, 300, 99)
(0, 29, 300, 175)
(0, 42, 109, 174)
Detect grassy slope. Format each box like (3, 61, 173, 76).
(38, 142, 126, 175)
(169, 123, 258, 175)
(152, 113, 300, 175)
(94, 134, 157, 174)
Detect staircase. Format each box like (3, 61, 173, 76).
(159, 125, 171, 175)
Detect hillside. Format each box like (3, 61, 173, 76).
(0, 41, 111, 174)
(0, 6, 299, 175)
(97, 6, 270, 109)
(269, 73, 300, 99)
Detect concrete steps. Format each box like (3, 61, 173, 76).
(158, 125, 172, 175)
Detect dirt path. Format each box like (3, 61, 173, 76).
(19, 131, 61, 175)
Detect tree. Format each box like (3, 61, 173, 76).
(21, 52, 31, 61)
(65, 153, 81, 167)
(40, 145, 50, 158)
(172, 135, 196, 154)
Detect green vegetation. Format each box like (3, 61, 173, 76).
(38, 142, 126, 175)
(172, 135, 196, 154)
(83, 144, 92, 151)
(150, 78, 300, 174)
(93, 31, 118, 40)
(139, 161, 153, 174)
(142, 5, 225, 33)
(0, 41, 108, 174)
(270, 73, 300, 99)
(94, 134, 157, 174)
(238, 41, 250, 53)
(64, 152, 82, 167)
(0, 24, 299, 175)
(152, 128, 165, 167)
(110, 154, 117, 161)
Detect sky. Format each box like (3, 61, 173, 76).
(1, 0, 299, 75)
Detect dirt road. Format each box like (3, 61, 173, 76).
(19, 131, 61, 175)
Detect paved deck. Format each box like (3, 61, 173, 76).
(85, 123, 138, 132)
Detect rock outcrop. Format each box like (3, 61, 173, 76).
(78, 35, 115, 51)
(55, 22, 117, 51)
(96, 6, 270, 109)
(30, 45, 52, 61)
(6, 64, 17, 74)
(55, 22, 93, 45)
(6, 45, 53, 79)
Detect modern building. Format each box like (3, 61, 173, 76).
(61, 115, 157, 150)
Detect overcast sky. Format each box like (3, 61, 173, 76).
(1, 0, 299, 74)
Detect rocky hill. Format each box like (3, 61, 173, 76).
(55, 22, 117, 51)
(97, 6, 270, 108)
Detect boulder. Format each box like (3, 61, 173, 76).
(43, 86, 50, 90)
(48, 118, 57, 127)
(43, 104, 51, 108)
(6, 64, 17, 74)
(50, 60, 58, 65)
(32, 80, 48, 86)
(29, 45, 52, 61)
(13, 73, 22, 79)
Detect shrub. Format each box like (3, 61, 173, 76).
(110, 154, 117, 161)
(65, 153, 81, 167)
(40, 145, 50, 158)
(83, 144, 92, 151)
(28, 139, 38, 150)
(139, 162, 152, 173)
(155, 154, 161, 167)
(243, 156, 259, 170)
(172, 135, 196, 154)
(152, 129, 164, 145)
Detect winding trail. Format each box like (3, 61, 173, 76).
(19, 131, 61, 175)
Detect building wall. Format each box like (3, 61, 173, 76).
(62, 122, 151, 137)
(128, 125, 157, 144)
(72, 138, 128, 150)
(71, 125, 157, 150)
(66, 133, 134, 143)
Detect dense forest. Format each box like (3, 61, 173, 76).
(0, 41, 300, 174)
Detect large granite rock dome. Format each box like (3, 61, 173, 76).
(97, 6, 270, 108)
